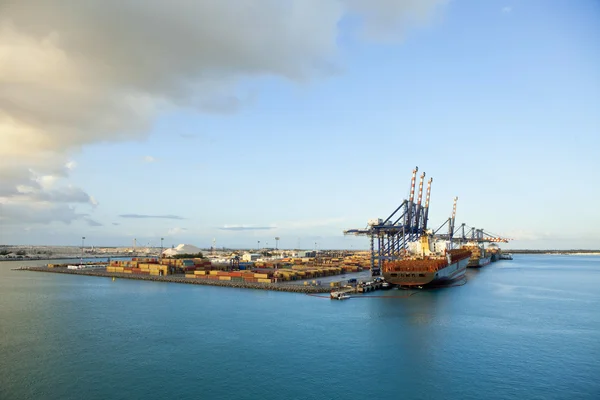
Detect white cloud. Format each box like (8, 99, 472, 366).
(502, 6, 512, 13)
(0, 0, 446, 225)
(143, 155, 157, 163)
(167, 227, 187, 236)
(279, 217, 348, 230)
(0, 200, 86, 225)
(343, 0, 447, 40)
(220, 225, 277, 231)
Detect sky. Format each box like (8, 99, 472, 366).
(0, 0, 599, 250)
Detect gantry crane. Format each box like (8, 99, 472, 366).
(436, 223, 511, 244)
(344, 166, 439, 276)
(344, 166, 511, 276)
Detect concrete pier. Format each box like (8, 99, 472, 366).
(15, 266, 332, 294)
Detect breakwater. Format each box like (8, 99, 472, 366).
(15, 266, 332, 294)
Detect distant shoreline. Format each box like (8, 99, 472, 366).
(1, 250, 599, 263)
(0, 254, 139, 262)
(508, 250, 600, 255)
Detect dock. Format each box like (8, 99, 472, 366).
(15, 266, 332, 294)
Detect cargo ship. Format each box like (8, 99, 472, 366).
(461, 242, 492, 268)
(486, 243, 501, 262)
(382, 234, 472, 287)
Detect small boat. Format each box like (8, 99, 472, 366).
(330, 291, 351, 300)
(381, 282, 392, 290)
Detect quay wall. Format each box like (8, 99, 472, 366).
(16, 266, 331, 294)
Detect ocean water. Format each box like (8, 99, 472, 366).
(1, 255, 599, 400)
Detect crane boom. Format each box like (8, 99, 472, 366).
(414, 172, 425, 233)
(423, 178, 432, 230)
(406, 166, 418, 231)
(449, 196, 458, 239)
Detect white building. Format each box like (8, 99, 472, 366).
(241, 253, 261, 262)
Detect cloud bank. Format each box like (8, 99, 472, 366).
(220, 225, 277, 231)
(119, 214, 186, 220)
(143, 156, 158, 163)
(0, 0, 446, 225)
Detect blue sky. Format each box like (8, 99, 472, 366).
(1, 0, 599, 249)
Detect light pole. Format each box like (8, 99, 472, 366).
(257, 240, 260, 251)
(275, 237, 280, 250)
(160, 237, 164, 259)
(81, 236, 85, 265)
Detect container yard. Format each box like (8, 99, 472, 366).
(18, 225, 513, 295)
(17, 252, 374, 294)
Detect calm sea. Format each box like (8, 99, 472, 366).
(1, 255, 599, 400)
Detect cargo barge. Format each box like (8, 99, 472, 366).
(382, 234, 472, 287)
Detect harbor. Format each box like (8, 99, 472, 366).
(11, 166, 519, 298)
(1, 3, 597, 399)
(13, 166, 517, 297)
(15, 260, 405, 297)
